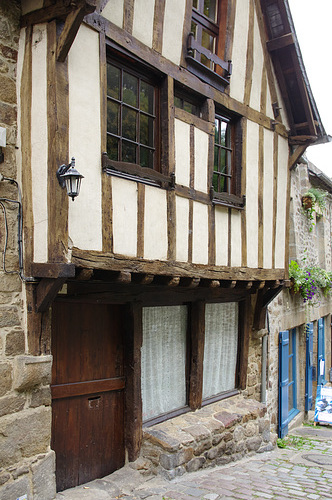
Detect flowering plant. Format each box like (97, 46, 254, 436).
(302, 188, 327, 232)
(289, 260, 332, 303)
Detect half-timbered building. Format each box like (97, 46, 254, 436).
(0, 0, 328, 497)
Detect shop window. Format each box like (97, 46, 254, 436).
(141, 301, 244, 424)
(141, 306, 188, 422)
(203, 302, 239, 399)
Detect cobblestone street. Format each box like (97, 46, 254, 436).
(57, 425, 332, 500)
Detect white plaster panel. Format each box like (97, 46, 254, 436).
(133, 0, 155, 48)
(246, 120, 259, 268)
(263, 129, 274, 269)
(31, 24, 48, 263)
(144, 186, 168, 260)
(101, 0, 124, 28)
(266, 82, 274, 120)
(176, 196, 189, 262)
(68, 25, 102, 251)
(175, 119, 190, 187)
(275, 136, 288, 268)
(215, 206, 228, 266)
(249, 13, 264, 111)
(194, 128, 208, 193)
(112, 177, 137, 257)
(162, 0, 186, 65)
(192, 202, 208, 265)
(229, 0, 250, 103)
(231, 210, 242, 267)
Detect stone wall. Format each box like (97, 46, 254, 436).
(267, 161, 332, 436)
(138, 395, 274, 480)
(0, 2, 56, 499)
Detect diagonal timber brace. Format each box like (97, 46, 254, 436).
(56, 2, 96, 62)
(35, 277, 67, 312)
(21, 0, 96, 63)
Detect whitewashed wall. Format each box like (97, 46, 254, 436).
(31, 24, 48, 263)
(68, 24, 102, 251)
(246, 120, 259, 268)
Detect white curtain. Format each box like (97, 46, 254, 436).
(141, 306, 187, 421)
(203, 302, 238, 399)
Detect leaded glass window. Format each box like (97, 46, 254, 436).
(107, 62, 158, 169)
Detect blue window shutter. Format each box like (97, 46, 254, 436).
(279, 330, 289, 438)
(317, 318, 325, 386)
(305, 323, 314, 411)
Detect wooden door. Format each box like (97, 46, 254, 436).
(51, 302, 125, 492)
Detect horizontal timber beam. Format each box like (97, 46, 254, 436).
(71, 247, 287, 282)
(267, 33, 295, 52)
(31, 262, 75, 278)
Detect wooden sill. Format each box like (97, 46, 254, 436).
(186, 55, 230, 92)
(211, 191, 245, 210)
(102, 153, 173, 189)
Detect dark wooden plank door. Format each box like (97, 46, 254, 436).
(51, 302, 125, 492)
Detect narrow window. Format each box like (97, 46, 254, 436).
(203, 302, 239, 399)
(213, 114, 233, 194)
(141, 306, 188, 422)
(106, 61, 159, 170)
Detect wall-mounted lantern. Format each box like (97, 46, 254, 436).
(56, 157, 84, 201)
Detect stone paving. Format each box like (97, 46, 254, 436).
(56, 425, 332, 500)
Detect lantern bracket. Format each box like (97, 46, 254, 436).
(56, 157, 84, 201)
(56, 162, 71, 189)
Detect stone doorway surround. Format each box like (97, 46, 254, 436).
(138, 395, 275, 479)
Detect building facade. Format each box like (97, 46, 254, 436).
(268, 160, 332, 437)
(0, 0, 328, 498)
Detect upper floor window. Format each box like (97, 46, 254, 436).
(211, 111, 244, 209)
(107, 61, 159, 170)
(187, 0, 232, 90)
(191, 0, 218, 70)
(174, 86, 203, 117)
(213, 114, 233, 194)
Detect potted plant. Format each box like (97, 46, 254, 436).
(301, 187, 327, 231)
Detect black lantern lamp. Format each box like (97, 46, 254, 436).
(56, 157, 84, 201)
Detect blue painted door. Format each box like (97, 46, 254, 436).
(279, 330, 289, 438)
(305, 323, 314, 411)
(317, 318, 325, 386)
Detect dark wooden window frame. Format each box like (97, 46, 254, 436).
(142, 297, 249, 427)
(186, 0, 232, 91)
(107, 61, 159, 170)
(210, 112, 245, 210)
(174, 88, 202, 117)
(104, 41, 172, 186)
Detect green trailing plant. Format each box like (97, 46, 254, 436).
(289, 260, 332, 304)
(302, 187, 327, 232)
(277, 435, 315, 450)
